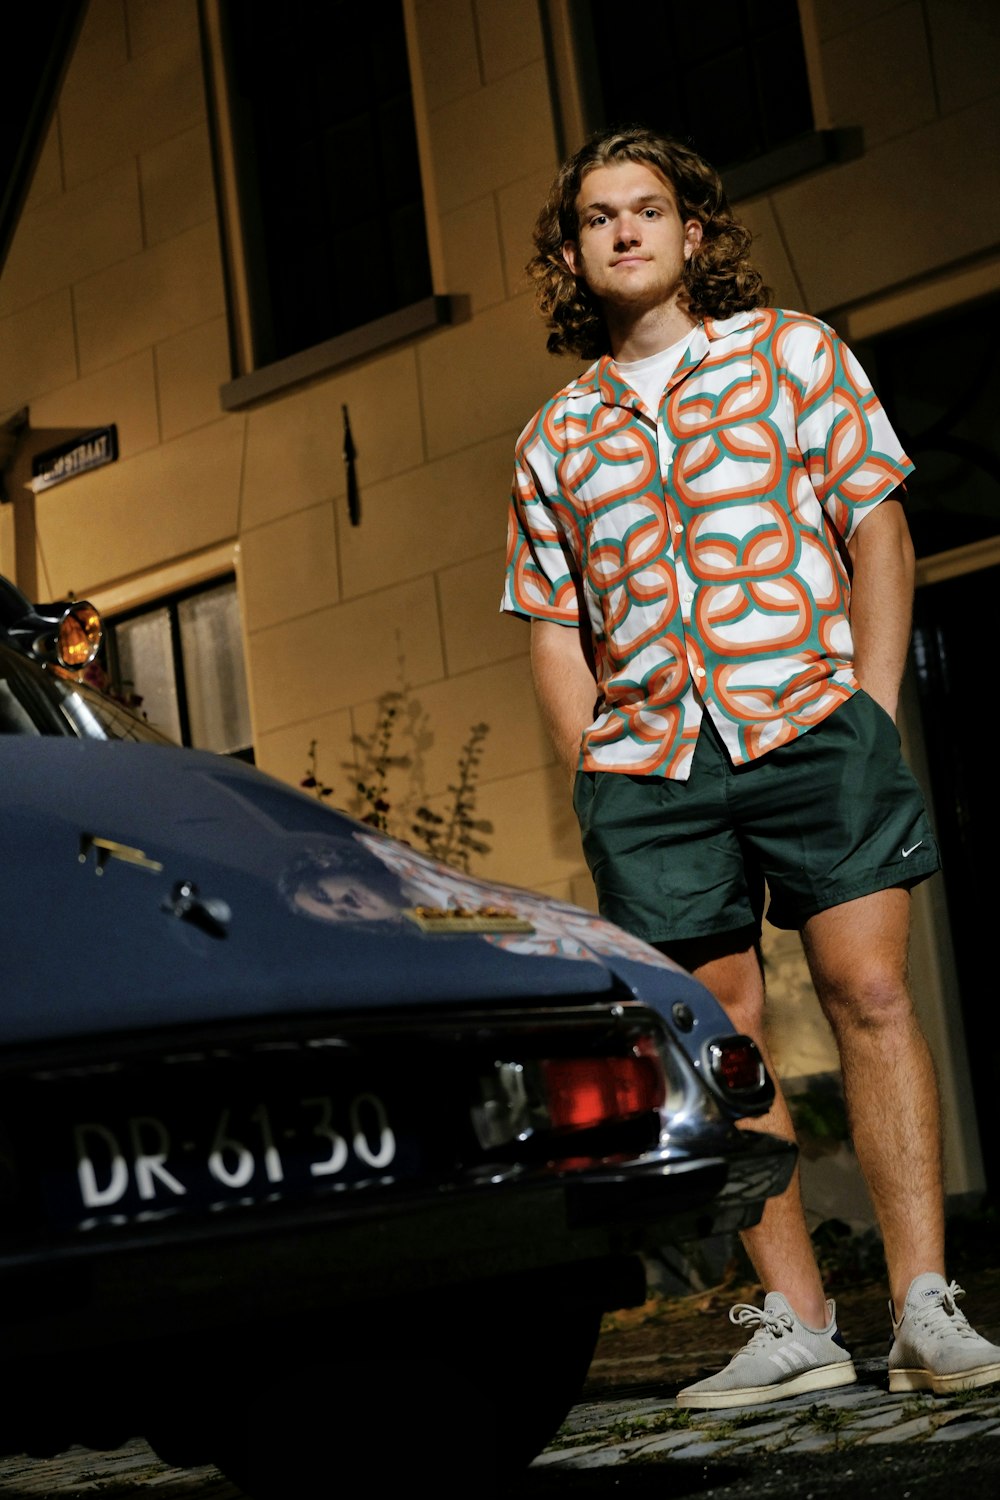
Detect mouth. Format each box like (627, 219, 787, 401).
(611, 256, 650, 268)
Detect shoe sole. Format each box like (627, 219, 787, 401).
(889, 1362, 1000, 1394)
(676, 1361, 858, 1410)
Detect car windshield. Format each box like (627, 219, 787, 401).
(0, 643, 176, 746)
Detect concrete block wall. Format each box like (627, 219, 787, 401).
(741, 0, 1000, 323)
(237, 0, 584, 896)
(0, 0, 236, 601)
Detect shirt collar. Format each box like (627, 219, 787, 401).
(589, 308, 767, 409)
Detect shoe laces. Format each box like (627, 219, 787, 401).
(729, 1301, 795, 1347)
(909, 1280, 978, 1342)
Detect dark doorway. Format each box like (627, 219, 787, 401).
(857, 296, 1000, 1199)
(911, 567, 999, 1196)
(854, 297, 1000, 560)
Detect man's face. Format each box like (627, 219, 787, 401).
(561, 159, 702, 317)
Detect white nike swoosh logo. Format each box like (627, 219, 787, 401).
(902, 842, 923, 858)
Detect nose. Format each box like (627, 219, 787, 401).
(614, 212, 642, 249)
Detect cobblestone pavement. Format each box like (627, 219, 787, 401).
(515, 1263, 1000, 1494)
(0, 1445, 239, 1496)
(4, 1365, 999, 1498)
(533, 1356, 1000, 1473)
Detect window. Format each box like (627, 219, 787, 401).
(104, 577, 253, 759)
(209, 0, 434, 381)
(558, 0, 838, 200)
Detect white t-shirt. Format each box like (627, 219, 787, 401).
(616, 328, 696, 415)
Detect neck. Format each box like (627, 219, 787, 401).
(606, 301, 697, 363)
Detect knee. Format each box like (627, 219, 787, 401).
(818, 968, 915, 1033)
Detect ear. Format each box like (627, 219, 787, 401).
(562, 240, 581, 278)
(683, 219, 703, 261)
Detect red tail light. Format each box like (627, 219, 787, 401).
(709, 1037, 766, 1094)
(541, 1042, 667, 1130)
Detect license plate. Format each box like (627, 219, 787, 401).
(40, 1084, 417, 1232)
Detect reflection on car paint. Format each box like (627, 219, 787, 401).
(281, 827, 674, 966)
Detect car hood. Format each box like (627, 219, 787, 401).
(1, 741, 709, 1046)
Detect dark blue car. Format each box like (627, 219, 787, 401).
(0, 574, 795, 1496)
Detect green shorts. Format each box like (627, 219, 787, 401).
(572, 691, 941, 942)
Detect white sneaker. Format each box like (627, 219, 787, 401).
(888, 1272, 1000, 1393)
(675, 1292, 857, 1410)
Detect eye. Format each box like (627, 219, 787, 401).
(642, 208, 660, 219)
(587, 214, 607, 228)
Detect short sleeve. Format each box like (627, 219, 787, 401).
(793, 321, 914, 544)
(500, 437, 582, 625)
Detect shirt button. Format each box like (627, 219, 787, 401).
(673, 523, 683, 534)
(684, 591, 693, 603)
(695, 667, 706, 678)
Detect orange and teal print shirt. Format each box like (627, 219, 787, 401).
(501, 307, 914, 780)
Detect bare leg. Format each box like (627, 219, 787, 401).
(801, 887, 945, 1315)
(664, 930, 829, 1328)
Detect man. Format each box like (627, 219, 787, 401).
(501, 124, 1000, 1409)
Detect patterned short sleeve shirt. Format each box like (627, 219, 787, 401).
(501, 307, 914, 779)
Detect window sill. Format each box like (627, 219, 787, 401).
(722, 128, 863, 203)
(219, 295, 465, 412)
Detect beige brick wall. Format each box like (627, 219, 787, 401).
(0, 0, 238, 607)
(756, 0, 1000, 322)
(240, 0, 575, 900)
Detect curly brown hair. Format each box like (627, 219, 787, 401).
(529, 125, 770, 359)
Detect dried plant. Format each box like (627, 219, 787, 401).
(410, 721, 493, 872)
(351, 691, 411, 832)
(300, 738, 334, 801)
(301, 694, 493, 872)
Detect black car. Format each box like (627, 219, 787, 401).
(0, 574, 795, 1495)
